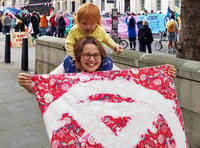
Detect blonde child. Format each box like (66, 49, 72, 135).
(63, 2, 123, 73)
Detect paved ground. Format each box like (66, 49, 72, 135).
(0, 32, 175, 148)
(0, 33, 50, 148)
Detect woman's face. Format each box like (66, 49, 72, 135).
(79, 20, 97, 34)
(80, 43, 101, 72)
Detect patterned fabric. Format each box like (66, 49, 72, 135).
(32, 65, 188, 148)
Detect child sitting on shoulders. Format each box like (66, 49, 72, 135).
(63, 2, 123, 73)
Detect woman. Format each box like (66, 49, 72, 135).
(125, 12, 137, 50)
(138, 20, 153, 53)
(18, 36, 110, 93)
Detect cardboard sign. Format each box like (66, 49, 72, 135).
(10, 31, 33, 48)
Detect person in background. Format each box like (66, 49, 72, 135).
(63, 2, 123, 73)
(125, 12, 137, 50)
(166, 14, 178, 53)
(21, 12, 27, 31)
(40, 11, 48, 36)
(30, 11, 40, 39)
(3, 13, 11, 34)
(26, 13, 31, 27)
(57, 14, 66, 38)
(15, 15, 23, 32)
(49, 13, 57, 37)
(138, 20, 153, 53)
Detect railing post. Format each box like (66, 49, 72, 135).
(5, 33, 10, 63)
(21, 37, 28, 71)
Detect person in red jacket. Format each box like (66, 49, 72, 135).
(50, 13, 57, 36)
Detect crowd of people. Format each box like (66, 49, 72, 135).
(124, 10, 180, 54)
(0, 10, 70, 39)
(0, 6, 180, 55)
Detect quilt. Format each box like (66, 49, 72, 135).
(32, 64, 188, 148)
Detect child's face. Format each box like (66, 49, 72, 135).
(80, 43, 101, 72)
(79, 20, 97, 34)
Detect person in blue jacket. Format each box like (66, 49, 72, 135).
(125, 12, 137, 50)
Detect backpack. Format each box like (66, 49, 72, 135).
(167, 20, 175, 33)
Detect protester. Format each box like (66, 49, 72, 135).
(3, 13, 11, 34)
(40, 11, 48, 36)
(26, 13, 31, 27)
(125, 12, 137, 50)
(63, 2, 123, 73)
(30, 11, 40, 39)
(18, 36, 111, 93)
(166, 14, 178, 53)
(49, 13, 57, 36)
(57, 14, 66, 38)
(21, 12, 27, 31)
(138, 20, 153, 53)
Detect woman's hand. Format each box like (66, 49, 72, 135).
(168, 65, 176, 79)
(17, 73, 34, 93)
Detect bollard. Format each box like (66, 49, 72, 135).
(21, 37, 28, 71)
(5, 33, 10, 63)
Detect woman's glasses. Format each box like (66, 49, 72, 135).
(81, 53, 101, 60)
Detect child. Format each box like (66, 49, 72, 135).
(63, 2, 123, 73)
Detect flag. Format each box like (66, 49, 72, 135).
(32, 65, 188, 148)
(166, 6, 171, 17)
(50, 8, 53, 16)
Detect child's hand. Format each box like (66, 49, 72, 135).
(168, 65, 176, 79)
(75, 61, 81, 70)
(115, 45, 124, 55)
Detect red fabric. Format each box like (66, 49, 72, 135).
(32, 65, 188, 148)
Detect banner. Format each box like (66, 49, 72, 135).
(136, 14, 167, 34)
(10, 31, 33, 48)
(32, 65, 188, 148)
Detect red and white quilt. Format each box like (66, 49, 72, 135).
(32, 65, 188, 148)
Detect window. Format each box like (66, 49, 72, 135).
(101, 0, 105, 12)
(157, 0, 161, 11)
(175, 0, 180, 7)
(141, 0, 145, 10)
(65, 1, 68, 11)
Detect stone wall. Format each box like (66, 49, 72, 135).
(35, 36, 200, 148)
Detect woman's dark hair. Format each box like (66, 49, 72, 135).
(129, 17, 135, 27)
(74, 36, 106, 62)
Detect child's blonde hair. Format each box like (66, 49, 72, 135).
(74, 2, 102, 25)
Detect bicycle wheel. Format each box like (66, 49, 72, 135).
(119, 40, 128, 49)
(155, 41, 162, 50)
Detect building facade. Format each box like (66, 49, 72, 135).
(0, 0, 181, 15)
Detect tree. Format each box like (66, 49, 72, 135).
(177, 0, 200, 61)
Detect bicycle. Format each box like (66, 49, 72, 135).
(154, 31, 168, 50)
(110, 31, 128, 49)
